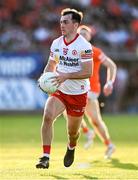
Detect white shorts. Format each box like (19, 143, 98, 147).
(87, 91, 99, 101)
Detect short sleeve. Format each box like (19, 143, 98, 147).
(48, 40, 59, 63)
(80, 42, 93, 62)
(49, 41, 55, 61)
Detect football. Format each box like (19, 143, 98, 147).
(38, 72, 58, 93)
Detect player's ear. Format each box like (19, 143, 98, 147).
(74, 22, 79, 29)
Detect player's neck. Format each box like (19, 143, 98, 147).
(64, 32, 78, 43)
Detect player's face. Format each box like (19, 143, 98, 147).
(60, 14, 77, 36)
(79, 29, 92, 42)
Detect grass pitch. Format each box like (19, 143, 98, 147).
(0, 113, 138, 179)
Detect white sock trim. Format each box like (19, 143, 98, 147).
(68, 145, 75, 150)
(43, 153, 50, 158)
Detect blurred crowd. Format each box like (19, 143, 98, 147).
(0, 0, 138, 52)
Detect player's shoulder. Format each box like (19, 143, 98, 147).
(93, 45, 104, 57)
(93, 45, 107, 62)
(78, 34, 92, 48)
(93, 46, 102, 54)
(52, 36, 63, 45)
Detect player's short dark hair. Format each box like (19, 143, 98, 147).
(61, 8, 83, 24)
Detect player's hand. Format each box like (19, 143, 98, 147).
(103, 81, 113, 96)
(50, 76, 60, 86)
(55, 71, 68, 85)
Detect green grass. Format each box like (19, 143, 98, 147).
(0, 114, 138, 179)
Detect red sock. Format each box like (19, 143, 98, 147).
(68, 143, 76, 149)
(82, 127, 89, 133)
(43, 145, 51, 154)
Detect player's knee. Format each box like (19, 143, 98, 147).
(43, 112, 53, 125)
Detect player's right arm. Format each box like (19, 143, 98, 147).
(43, 40, 58, 73)
(102, 57, 117, 84)
(43, 59, 57, 73)
(102, 56, 117, 96)
(39, 40, 59, 86)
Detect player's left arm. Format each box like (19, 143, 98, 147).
(66, 60, 93, 79)
(56, 60, 93, 84)
(102, 56, 117, 96)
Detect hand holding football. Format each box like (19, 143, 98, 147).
(38, 72, 59, 93)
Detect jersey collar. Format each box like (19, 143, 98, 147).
(63, 33, 79, 46)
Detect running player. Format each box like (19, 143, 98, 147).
(78, 25, 117, 159)
(36, 9, 93, 169)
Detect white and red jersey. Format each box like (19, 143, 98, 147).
(49, 33, 93, 95)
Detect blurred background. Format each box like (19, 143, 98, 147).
(0, 0, 138, 114)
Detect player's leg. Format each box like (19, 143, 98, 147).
(86, 99, 110, 142)
(63, 109, 94, 149)
(64, 110, 90, 136)
(36, 96, 65, 169)
(81, 119, 90, 134)
(64, 114, 82, 167)
(81, 119, 95, 149)
(63, 92, 88, 167)
(86, 98, 115, 158)
(42, 96, 65, 145)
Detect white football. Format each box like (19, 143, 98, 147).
(38, 72, 58, 93)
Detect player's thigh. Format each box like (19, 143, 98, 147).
(67, 115, 83, 134)
(81, 119, 87, 128)
(63, 110, 67, 119)
(44, 96, 65, 120)
(86, 98, 100, 118)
